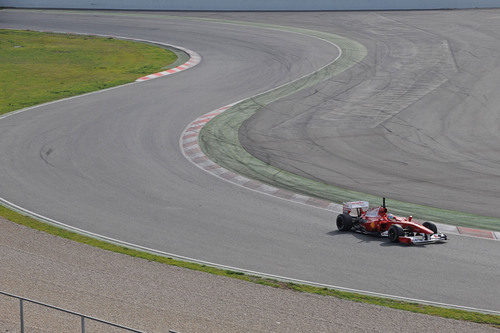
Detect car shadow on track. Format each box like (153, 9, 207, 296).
(327, 230, 409, 247)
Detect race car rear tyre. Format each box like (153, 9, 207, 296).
(423, 221, 438, 233)
(388, 224, 404, 243)
(336, 214, 353, 231)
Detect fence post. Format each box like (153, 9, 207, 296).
(19, 299, 24, 333)
(1, 290, 145, 332)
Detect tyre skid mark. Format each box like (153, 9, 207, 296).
(180, 107, 499, 241)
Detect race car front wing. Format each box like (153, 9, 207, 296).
(399, 233, 448, 245)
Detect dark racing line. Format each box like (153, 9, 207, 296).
(1, 10, 499, 311)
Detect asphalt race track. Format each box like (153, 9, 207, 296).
(0, 10, 499, 312)
(240, 10, 500, 219)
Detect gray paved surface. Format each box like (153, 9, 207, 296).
(1, 218, 497, 333)
(240, 10, 500, 218)
(0, 9, 499, 312)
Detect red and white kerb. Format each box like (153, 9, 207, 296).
(180, 105, 500, 241)
(136, 48, 201, 82)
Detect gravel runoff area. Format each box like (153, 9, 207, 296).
(2, 10, 499, 311)
(0, 217, 496, 333)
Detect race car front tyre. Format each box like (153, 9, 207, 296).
(423, 221, 438, 233)
(388, 224, 404, 242)
(336, 214, 353, 231)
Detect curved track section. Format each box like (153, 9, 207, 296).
(240, 10, 500, 220)
(0, 10, 499, 312)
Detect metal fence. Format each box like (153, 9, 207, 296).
(0, 290, 150, 333)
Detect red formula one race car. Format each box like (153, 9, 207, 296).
(336, 199, 447, 245)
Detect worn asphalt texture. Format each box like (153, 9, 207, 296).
(240, 10, 500, 219)
(0, 9, 498, 314)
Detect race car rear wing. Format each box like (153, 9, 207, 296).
(343, 201, 370, 215)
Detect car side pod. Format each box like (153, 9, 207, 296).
(399, 233, 448, 245)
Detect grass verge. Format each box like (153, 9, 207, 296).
(0, 22, 498, 328)
(194, 18, 500, 232)
(1, 204, 499, 327)
(0, 29, 177, 115)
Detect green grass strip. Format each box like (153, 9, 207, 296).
(1, 204, 498, 327)
(0, 12, 498, 325)
(0, 29, 178, 115)
(194, 20, 500, 232)
(11, 11, 500, 229)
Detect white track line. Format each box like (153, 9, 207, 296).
(1, 194, 497, 315)
(0, 27, 497, 315)
(0, 28, 201, 120)
(178, 31, 499, 242)
(182, 107, 500, 242)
